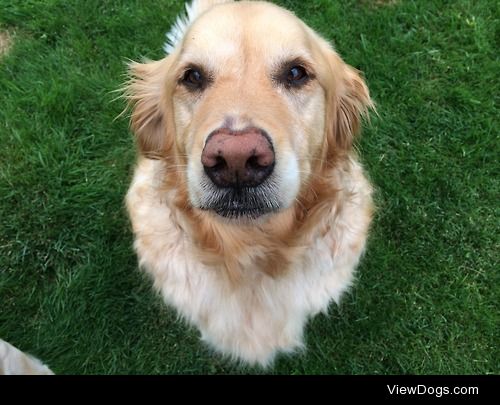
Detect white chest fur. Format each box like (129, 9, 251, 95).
(126, 158, 372, 366)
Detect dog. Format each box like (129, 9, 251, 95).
(0, 339, 53, 375)
(125, 0, 374, 366)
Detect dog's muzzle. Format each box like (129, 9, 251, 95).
(200, 127, 279, 218)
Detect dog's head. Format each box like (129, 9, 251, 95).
(127, 0, 372, 220)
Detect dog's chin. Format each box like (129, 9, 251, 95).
(197, 182, 282, 221)
(208, 203, 277, 220)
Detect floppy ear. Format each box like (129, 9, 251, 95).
(325, 51, 374, 159)
(126, 57, 174, 158)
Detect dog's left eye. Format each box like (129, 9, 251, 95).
(277, 63, 310, 88)
(287, 66, 308, 84)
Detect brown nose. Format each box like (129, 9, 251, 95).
(201, 128, 275, 188)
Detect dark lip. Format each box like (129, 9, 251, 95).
(198, 176, 281, 220)
(199, 188, 279, 219)
(201, 199, 277, 219)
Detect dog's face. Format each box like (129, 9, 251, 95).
(128, 1, 372, 220)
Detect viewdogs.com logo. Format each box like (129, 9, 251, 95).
(387, 385, 478, 398)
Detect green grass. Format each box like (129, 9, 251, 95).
(0, 0, 498, 374)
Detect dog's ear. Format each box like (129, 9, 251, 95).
(126, 58, 174, 158)
(324, 50, 374, 159)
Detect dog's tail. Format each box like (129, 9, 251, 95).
(164, 0, 234, 54)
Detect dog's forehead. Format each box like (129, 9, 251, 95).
(181, 2, 312, 63)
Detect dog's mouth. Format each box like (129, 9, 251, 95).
(198, 181, 281, 219)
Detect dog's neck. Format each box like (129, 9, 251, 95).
(161, 157, 344, 283)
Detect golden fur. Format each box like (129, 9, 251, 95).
(125, 0, 374, 365)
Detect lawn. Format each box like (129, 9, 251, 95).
(0, 0, 497, 374)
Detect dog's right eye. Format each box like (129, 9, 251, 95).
(182, 68, 205, 90)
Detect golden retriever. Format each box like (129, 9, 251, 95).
(125, 0, 374, 366)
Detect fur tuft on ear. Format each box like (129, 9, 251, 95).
(335, 65, 373, 151)
(124, 58, 172, 159)
(324, 51, 374, 160)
